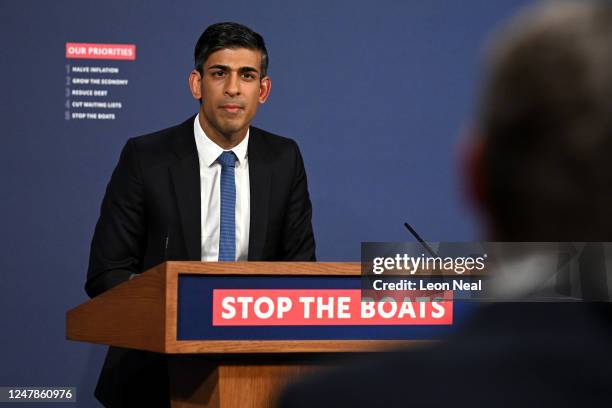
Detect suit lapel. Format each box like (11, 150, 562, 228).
(248, 127, 271, 260)
(169, 116, 201, 261)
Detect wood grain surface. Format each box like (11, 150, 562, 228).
(66, 262, 167, 352)
(168, 355, 362, 408)
(67, 262, 434, 353)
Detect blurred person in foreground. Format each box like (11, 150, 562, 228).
(279, 1, 612, 407)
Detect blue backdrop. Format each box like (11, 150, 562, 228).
(1, 1, 529, 406)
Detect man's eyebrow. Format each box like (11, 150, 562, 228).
(206, 64, 230, 71)
(205, 65, 259, 74)
(238, 66, 259, 73)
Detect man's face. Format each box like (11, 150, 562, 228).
(189, 48, 270, 139)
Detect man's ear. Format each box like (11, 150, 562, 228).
(459, 127, 488, 214)
(189, 69, 202, 101)
(258, 76, 271, 104)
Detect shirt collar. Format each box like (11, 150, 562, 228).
(193, 113, 249, 168)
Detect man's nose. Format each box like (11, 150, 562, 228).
(224, 72, 240, 97)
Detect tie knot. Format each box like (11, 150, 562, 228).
(217, 151, 237, 168)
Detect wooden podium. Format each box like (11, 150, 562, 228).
(66, 262, 424, 407)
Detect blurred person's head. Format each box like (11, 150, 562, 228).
(468, 0, 612, 241)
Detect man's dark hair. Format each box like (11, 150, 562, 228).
(194, 22, 269, 78)
(478, 1, 612, 241)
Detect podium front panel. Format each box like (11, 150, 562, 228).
(176, 274, 474, 341)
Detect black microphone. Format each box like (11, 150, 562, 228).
(403, 222, 439, 258)
(164, 226, 170, 261)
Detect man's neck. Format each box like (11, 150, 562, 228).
(198, 115, 248, 150)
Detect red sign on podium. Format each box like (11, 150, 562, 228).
(212, 289, 453, 326)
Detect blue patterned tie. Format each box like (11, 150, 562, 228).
(217, 151, 237, 261)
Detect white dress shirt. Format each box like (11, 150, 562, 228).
(193, 114, 250, 261)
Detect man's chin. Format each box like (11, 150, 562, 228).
(221, 115, 251, 129)
(218, 123, 248, 138)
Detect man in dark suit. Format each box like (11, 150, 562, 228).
(280, 2, 612, 406)
(86, 22, 315, 407)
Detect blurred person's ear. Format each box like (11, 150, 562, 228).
(458, 126, 490, 234)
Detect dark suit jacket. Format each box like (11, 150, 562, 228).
(86, 116, 316, 407)
(279, 303, 612, 408)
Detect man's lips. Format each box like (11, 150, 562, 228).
(220, 104, 244, 113)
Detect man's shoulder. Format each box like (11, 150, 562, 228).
(129, 116, 193, 151)
(118, 117, 195, 171)
(250, 126, 301, 157)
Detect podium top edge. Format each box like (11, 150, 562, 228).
(160, 261, 362, 276)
